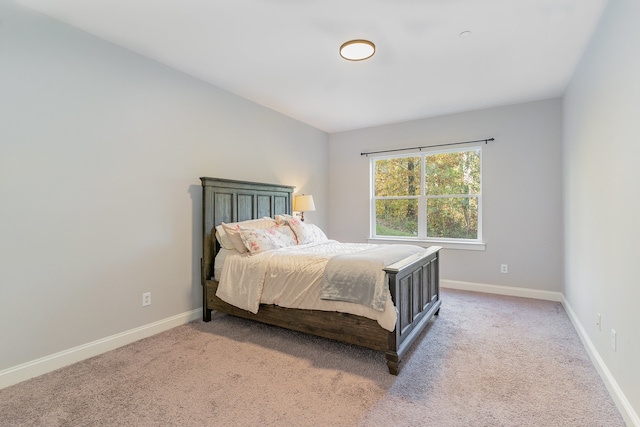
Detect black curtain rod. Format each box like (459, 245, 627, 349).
(360, 138, 495, 157)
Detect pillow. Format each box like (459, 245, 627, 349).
(220, 217, 276, 253)
(275, 223, 298, 244)
(239, 224, 297, 254)
(282, 216, 328, 245)
(215, 227, 235, 250)
(274, 214, 292, 226)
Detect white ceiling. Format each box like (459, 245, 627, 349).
(17, 0, 608, 133)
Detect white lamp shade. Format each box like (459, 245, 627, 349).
(293, 194, 315, 212)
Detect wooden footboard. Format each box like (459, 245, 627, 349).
(385, 245, 441, 374)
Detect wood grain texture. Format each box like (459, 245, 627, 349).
(205, 280, 388, 350)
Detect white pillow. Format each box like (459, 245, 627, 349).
(239, 224, 297, 254)
(274, 214, 291, 225)
(278, 215, 328, 245)
(215, 227, 235, 250)
(220, 217, 276, 253)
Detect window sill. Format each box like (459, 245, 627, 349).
(367, 237, 486, 251)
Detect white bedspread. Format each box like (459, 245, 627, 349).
(216, 241, 414, 331)
(320, 244, 426, 311)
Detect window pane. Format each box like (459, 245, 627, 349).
(427, 197, 478, 239)
(375, 199, 418, 237)
(374, 157, 421, 196)
(425, 150, 480, 195)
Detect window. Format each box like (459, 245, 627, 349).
(371, 147, 482, 243)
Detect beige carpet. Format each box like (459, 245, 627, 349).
(0, 289, 624, 426)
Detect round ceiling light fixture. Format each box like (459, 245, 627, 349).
(339, 39, 375, 61)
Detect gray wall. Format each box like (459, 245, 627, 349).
(563, 0, 640, 419)
(328, 99, 564, 292)
(0, 1, 328, 371)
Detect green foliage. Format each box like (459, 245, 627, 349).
(427, 198, 478, 239)
(374, 149, 480, 239)
(426, 150, 481, 195)
(375, 199, 418, 236)
(376, 222, 416, 237)
(375, 157, 421, 196)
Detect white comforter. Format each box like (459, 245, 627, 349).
(216, 241, 406, 331)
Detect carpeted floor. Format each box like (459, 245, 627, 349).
(0, 289, 625, 426)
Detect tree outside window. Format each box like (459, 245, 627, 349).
(372, 148, 481, 241)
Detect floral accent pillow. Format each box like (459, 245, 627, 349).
(239, 224, 298, 254)
(274, 214, 293, 226)
(220, 217, 277, 253)
(281, 216, 328, 245)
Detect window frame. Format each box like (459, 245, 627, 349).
(369, 145, 485, 251)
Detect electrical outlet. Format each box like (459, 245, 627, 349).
(596, 313, 601, 331)
(142, 292, 151, 307)
(611, 329, 616, 352)
(500, 264, 508, 274)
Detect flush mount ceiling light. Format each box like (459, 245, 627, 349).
(339, 39, 375, 61)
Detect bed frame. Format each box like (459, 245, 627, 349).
(200, 177, 441, 374)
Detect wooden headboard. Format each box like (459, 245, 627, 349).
(200, 177, 294, 281)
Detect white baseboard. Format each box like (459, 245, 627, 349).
(0, 308, 202, 390)
(440, 279, 638, 426)
(562, 298, 640, 427)
(441, 279, 563, 302)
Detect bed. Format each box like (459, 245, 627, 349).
(200, 177, 441, 374)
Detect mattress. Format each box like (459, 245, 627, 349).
(214, 241, 413, 331)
